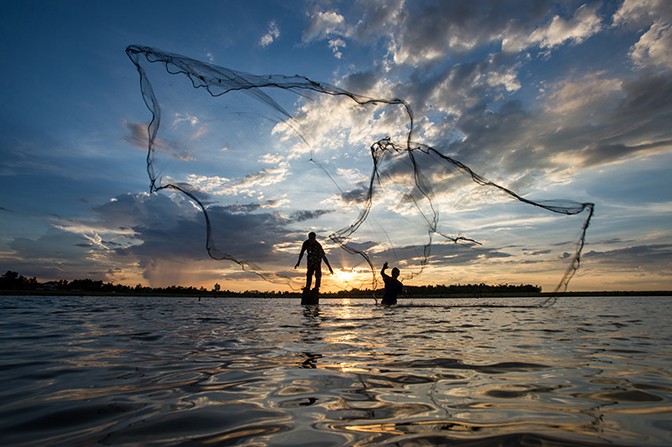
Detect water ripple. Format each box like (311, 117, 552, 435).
(0, 295, 670, 446)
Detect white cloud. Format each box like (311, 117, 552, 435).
(260, 153, 285, 164)
(173, 113, 199, 127)
(302, 10, 350, 59)
(543, 72, 622, 115)
(503, 4, 602, 52)
(630, 20, 672, 71)
(534, 4, 602, 48)
(487, 67, 521, 93)
(259, 20, 280, 47)
(82, 232, 109, 250)
(185, 174, 230, 194)
(612, 0, 672, 27)
(185, 161, 289, 197)
(328, 38, 346, 59)
(302, 11, 346, 42)
(300, 3, 602, 66)
(612, 0, 672, 71)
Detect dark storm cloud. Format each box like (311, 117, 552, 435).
(3, 231, 102, 281)
(93, 193, 183, 229)
(346, 0, 556, 60)
(221, 203, 263, 213)
(9, 232, 88, 261)
(374, 242, 510, 267)
(584, 244, 672, 271)
(581, 140, 672, 167)
(340, 69, 382, 94)
(109, 199, 295, 265)
(289, 209, 334, 222)
(430, 243, 512, 264)
(206, 206, 293, 261)
(340, 187, 369, 206)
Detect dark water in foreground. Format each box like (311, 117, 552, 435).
(1, 295, 671, 446)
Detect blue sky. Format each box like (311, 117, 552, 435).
(1, 0, 671, 292)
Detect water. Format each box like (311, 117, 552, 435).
(1, 295, 670, 446)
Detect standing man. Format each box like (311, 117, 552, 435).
(295, 232, 333, 291)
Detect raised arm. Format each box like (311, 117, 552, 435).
(380, 262, 389, 278)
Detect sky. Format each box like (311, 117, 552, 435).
(1, 0, 671, 293)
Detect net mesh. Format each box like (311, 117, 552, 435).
(126, 45, 595, 298)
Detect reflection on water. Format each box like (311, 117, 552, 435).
(1, 296, 671, 446)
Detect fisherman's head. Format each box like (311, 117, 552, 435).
(308, 231, 316, 240)
(391, 267, 400, 278)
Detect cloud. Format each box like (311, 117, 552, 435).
(289, 209, 333, 222)
(259, 20, 280, 47)
(612, 0, 672, 72)
(124, 120, 194, 161)
(10, 231, 89, 264)
(0, 192, 303, 286)
(328, 38, 346, 59)
(502, 4, 602, 53)
(302, 10, 350, 58)
(339, 186, 369, 206)
(303, 11, 346, 42)
(443, 70, 672, 175)
(124, 121, 148, 149)
(584, 243, 672, 271)
(185, 161, 290, 197)
(612, 0, 672, 27)
(422, 243, 512, 265)
(4, 229, 110, 281)
(629, 21, 672, 71)
(114, 6, 672, 291)
(579, 140, 672, 167)
(317, 1, 600, 65)
(543, 71, 622, 115)
(92, 194, 291, 264)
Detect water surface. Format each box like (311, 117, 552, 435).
(1, 295, 670, 446)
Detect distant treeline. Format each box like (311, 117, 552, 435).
(404, 283, 541, 297)
(1, 270, 544, 297)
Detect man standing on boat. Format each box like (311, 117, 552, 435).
(295, 232, 333, 291)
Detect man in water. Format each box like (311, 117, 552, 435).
(380, 262, 403, 305)
(295, 232, 333, 291)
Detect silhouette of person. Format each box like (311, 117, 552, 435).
(295, 232, 333, 290)
(380, 262, 403, 305)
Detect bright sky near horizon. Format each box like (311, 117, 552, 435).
(1, 0, 671, 293)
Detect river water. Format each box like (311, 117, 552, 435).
(1, 295, 670, 446)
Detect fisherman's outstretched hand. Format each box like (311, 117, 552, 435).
(294, 262, 299, 269)
(383, 262, 388, 270)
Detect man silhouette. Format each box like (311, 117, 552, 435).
(295, 232, 333, 291)
(380, 262, 403, 305)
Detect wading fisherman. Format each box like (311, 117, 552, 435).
(380, 262, 403, 305)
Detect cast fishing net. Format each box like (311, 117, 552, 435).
(126, 45, 594, 299)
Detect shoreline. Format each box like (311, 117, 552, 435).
(2, 290, 671, 298)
